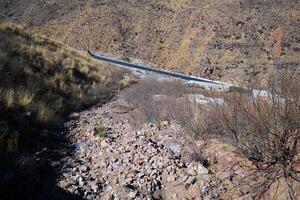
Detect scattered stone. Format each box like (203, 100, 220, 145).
(189, 163, 209, 175)
(78, 177, 85, 186)
(217, 151, 235, 166)
(160, 121, 169, 128)
(100, 140, 109, 148)
(188, 168, 197, 176)
(91, 184, 99, 193)
(187, 177, 197, 185)
(166, 174, 176, 182)
(59, 95, 261, 199)
(128, 191, 137, 198)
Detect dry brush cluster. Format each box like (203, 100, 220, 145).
(211, 72, 300, 198)
(124, 73, 300, 198)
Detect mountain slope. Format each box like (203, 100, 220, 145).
(1, 0, 299, 85)
(0, 21, 129, 155)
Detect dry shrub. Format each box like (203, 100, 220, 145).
(3, 89, 15, 109)
(16, 89, 35, 109)
(123, 78, 207, 134)
(201, 71, 300, 198)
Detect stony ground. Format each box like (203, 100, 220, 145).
(56, 96, 228, 199)
(52, 93, 300, 200)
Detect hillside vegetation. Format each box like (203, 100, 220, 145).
(0, 21, 129, 155)
(1, 0, 299, 85)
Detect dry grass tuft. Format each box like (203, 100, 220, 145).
(0, 21, 131, 154)
(16, 89, 35, 109)
(3, 89, 15, 109)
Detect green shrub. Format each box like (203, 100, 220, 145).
(95, 124, 106, 139)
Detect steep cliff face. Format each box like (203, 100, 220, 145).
(1, 0, 299, 85)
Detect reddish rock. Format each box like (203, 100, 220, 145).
(292, 161, 300, 172)
(158, 129, 173, 137)
(195, 140, 205, 149)
(217, 151, 236, 166)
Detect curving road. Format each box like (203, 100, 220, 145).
(89, 51, 234, 91)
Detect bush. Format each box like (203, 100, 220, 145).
(95, 124, 106, 139)
(199, 71, 300, 198)
(125, 73, 300, 198)
(123, 78, 199, 127)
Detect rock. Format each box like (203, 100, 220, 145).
(124, 176, 134, 184)
(187, 177, 197, 185)
(216, 172, 231, 180)
(60, 180, 73, 188)
(78, 177, 85, 186)
(161, 139, 183, 156)
(177, 161, 185, 168)
(188, 168, 197, 176)
(160, 121, 169, 128)
(196, 164, 209, 175)
(184, 183, 190, 190)
(189, 162, 209, 175)
(223, 179, 234, 190)
(292, 161, 300, 172)
(100, 140, 109, 148)
(216, 151, 235, 166)
(166, 174, 176, 182)
(80, 165, 89, 172)
(91, 184, 99, 193)
(195, 140, 205, 149)
(158, 129, 173, 137)
(179, 173, 189, 182)
(128, 191, 137, 198)
(51, 161, 61, 167)
(68, 186, 76, 194)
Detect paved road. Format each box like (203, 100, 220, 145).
(89, 51, 233, 91)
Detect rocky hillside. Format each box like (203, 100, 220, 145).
(1, 0, 299, 85)
(53, 89, 300, 200)
(0, 21, 130, 154)
(0, 21, 131, 199)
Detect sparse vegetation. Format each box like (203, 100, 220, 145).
(123, 78, 218, 139)
(0, 21, 130, 155)
(194, 71, 300, 198)
(123, 73, 300, 198)
(0, 1, 299, 198)
(2, 0, 298, 85)
(124, 79, 193, 125)
(95, 124, 106, 139)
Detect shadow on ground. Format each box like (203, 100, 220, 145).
(0, 22, 122, 200)
(0, 112, 88, 200)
